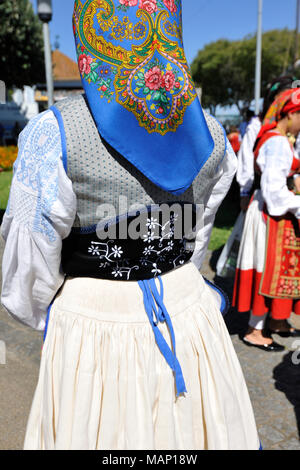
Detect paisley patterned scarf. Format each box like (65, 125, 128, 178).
(73, 0, 214, 195)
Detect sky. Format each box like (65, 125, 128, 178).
(30, 0, 299, 65)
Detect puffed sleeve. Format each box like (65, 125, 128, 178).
(236, 117, 261, 196)
(1, 110, 77, 331)
(192, 140, 237, 270)
(257, 136, 300, 219)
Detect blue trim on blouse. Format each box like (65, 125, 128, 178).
(50, 105, 68, 174)
(204, 278, 230, 316)
(43, 301, 54, 343)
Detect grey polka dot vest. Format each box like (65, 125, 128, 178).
(53, 94, 226, 231)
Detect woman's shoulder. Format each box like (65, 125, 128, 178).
(17, 109, 61, 161)
(258, 134, 293, 169)
(261, 133, 292, 153)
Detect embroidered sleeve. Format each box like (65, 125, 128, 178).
(192, 140, 237, 270)
(1, 110, 77, 331)
(257, 136, 300, 218)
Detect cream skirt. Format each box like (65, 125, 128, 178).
(24, 262, 259, 450)
(236, 190, 267, 274)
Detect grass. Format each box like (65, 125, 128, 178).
(0, 170, 13, 211)
(208, 182, 240, 252)
(209, 226, 233, 252)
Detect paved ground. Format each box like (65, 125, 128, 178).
(203, 254, 300, 451)
(1, 237, 300, 450)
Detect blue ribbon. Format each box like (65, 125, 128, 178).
(43, 302, 53, 343)
(138, 277, 187, 398)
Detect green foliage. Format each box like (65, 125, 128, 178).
(0, 170, 13, 210)
(208, 226, 233, 252)
(191, 29, 300, 113)
(0, 0, 45, 88)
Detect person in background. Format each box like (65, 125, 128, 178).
(227, 126, 241, 154)
(233, 88, 300, 350)
(237, 76, 297, 212)
(239, 109, 255, 139)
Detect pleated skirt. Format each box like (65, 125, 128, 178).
(236, 190, 267, 275)
(233, 190, 267, 314)
(24, 262, 260, 450)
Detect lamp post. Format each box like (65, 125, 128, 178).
(37, 0, 54, 107)
(295, 0, 300, 69)
(255, 0, 263, 116)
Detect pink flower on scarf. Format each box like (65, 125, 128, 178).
(78, 54, 93, 75)
(163, 0, 177, 13)
(162, 71, 175, 91)
(139, 0, 158, 15)
(144, 66, 163, 90)
(119, 0, 138, 5)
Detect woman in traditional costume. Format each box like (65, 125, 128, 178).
(237, 76, 297, 212)
(233, 88, 300, 350)
(1, 0, 259, 450)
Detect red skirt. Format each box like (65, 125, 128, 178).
(233, 191, 300, 319)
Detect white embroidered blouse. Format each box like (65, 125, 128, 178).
(236, 116, 261, 196)
(256, 135, 300, 218)
(1, 110, 237, 330)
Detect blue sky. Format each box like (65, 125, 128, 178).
(30, 0, 298, 64)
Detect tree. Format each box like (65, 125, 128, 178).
(0, 0, 45, 89)
(191, 29, 300, 114)
(191, 39, 233, 115)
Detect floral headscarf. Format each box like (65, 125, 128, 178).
(72, 0, 214, 195)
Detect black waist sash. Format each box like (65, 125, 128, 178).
(62, 203, 197, 281)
